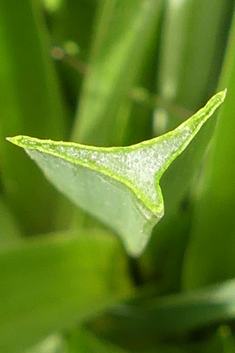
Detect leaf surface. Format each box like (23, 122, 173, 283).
(0, 0, 67, 234)
(182, 10, 235, 289)
(0, 230, 131, 353)
(0, 198, 21, 245)
(140, 0, 233, 294)
(66, 327, 129, 353)
(72, 0, 163, 146)
(90, 279, 235, 344)
(9, 91, 225, 256)
(65, 326, 185, 353)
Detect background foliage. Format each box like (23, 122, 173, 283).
(1, 0, 235, 352)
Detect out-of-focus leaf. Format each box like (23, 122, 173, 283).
(0, 0, 67, 234)
(182, 9, 235, 290)
(203, 325, 235, 353)
(42, 0, 64, 13)
(66, 326, 186, 353)
(139, 207, 192, 293)
(89, 279, 235, 347)
(154, 0, 232, 132)
(47, 0, 97, 107)
(66, 327, 129, 353)
(0, 198, 21, 245)
(8, 91, 225, 256)
(64, 0, 163, 231)
(139, 0, 233, 294)
(72, 0, 163, 146)
(25, 334, 66, 353)
(0, 229, 132, 353)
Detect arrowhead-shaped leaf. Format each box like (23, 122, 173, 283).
(8, 91, 226, 256)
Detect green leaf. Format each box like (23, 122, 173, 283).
(47, 0, 98, 107)
(61, 0, 163, 232)
(140, 0, 233, 293)
(72, 0, 163, 146)
(90, 279, 235, 344)
(154, 0, 231, 131)
(0, 198, 21, 245)
(204, 326, 235, 353)
(25, 334, 66, 353)
(0, 0, 67, 234)
(8, 91, 225, 256)
(0, 229, 132, 353)
(65, 326, 185, 353)
(66, 327, 129, 353)
(182, 10, 235, 290)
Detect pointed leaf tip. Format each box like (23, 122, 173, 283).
(221, 88, 227, 100)
(215, 88, 227, 104)
(6, 136, 21, 145)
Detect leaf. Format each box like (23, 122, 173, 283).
(0, 0, 67, 234)
(72, 0, 163, 146)
(8, 91, 225, 257)
(62, 0, 163, 232)
(65, 326, 185, 353)
(139, 0, 233, 293)
(182, 10, 235, 290)
(90, 278, 235, 344)
(0, 229, 132, 353)
(0, 198, 21, 245)
(204, 326, 235, 353)
(66, 327, 129, 353)
(25, 334, 66, 353)
(47, 0, 98, 107)
(154, 0, 231, 131)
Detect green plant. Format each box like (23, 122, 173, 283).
(1, 1, 235, 352)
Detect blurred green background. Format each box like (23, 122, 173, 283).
(1, 0, 235, 352)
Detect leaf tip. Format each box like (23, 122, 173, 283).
(221, 88, 227, 102)
(6, 135, 22, 147)
(5, 135, 32, 149)
(222, 88, 228, 100)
